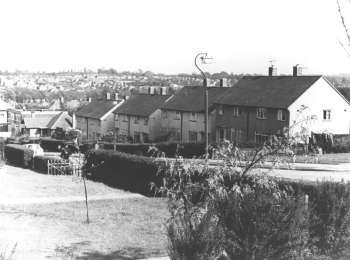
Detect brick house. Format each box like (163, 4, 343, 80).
(160, 86, 228, 143)
(214, 67, 350, 144)
(114, 93, 171, 143)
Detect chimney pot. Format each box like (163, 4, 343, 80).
(293, 65, 302, 76)
(268, 66, 277, 76)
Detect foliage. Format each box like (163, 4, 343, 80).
(40, 138, 76, 152)
(4, 144, 33, 168)
(154, 138, 350, 260)
(102, 142, 206, 158)
(85, 149, 159, 195)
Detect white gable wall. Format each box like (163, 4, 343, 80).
(288, 77, 350, 136)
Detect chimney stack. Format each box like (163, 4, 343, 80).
(293, 64, 302, 76)
(268, 65, 277, 76)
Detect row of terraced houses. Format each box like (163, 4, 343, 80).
(75, 66, 350, 145)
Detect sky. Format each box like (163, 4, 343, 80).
(0, 0, 349, 75)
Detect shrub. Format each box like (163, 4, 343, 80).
(156, 139, 350, 260)
(40, 138, 75, 152)
(4, 144, 33, 168)
(102, 142, 206, 158)
(85, 149, 159, 195)
(33, 155, 64, 173)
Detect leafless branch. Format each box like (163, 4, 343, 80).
(337, 0, 350, 46)
(339, 40, 350, 57)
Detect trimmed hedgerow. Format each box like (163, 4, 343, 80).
(33, 155, 64, 173)
(102, 142, 206, 158)
(40, 138, 75, 152)
(4, 144, 34, 168)
(85, 149, 159, 195)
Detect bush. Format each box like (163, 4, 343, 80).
(40, 138, 75, 152)
(85, 149, 159, 195)
(33, 155, 64, 173)
(4, 144, 33, 168)
(156, 139, 350, 260)
(102, 142, 206, 158)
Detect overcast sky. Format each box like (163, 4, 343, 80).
(0, 0, 349, 75)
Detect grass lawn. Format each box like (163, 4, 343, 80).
(0, 197, 168, 259)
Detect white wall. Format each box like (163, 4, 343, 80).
(288, 77, 350, 137)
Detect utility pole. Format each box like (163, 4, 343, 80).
(195, 53, 212, 159)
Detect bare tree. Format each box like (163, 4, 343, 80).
(337, 0, 350, 57)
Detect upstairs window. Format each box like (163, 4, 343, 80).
(277, 109, 286, 121)
(190, 112, 197, 121)
(218, 105, 224, 115)
(233, 107, 241, 117)
(323, 110, 331, 120)
(162, 111, 168, 119)
(175, 111, 181, 120)
(134, 116, 139, 124)
(144, 118, 148, 125)
(256, 108, 267, 119)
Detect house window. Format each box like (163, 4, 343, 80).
(134, 131, 141, 143)
(323, 110, 331, 120)
(134, 116, 139, 124)
(218, 105, 224, 115)
(142, 132, 149, 143)
(233, 107, 240, 117)
(144, 118, 148, 125)
(115, 114, 119, 121)
(218, 127, 225, 141)
(230, 128, 243, 143)
(190, 112, 197, 121)
(162, 111, 168, 119)
(277, 109, 286, 121)
(200, 132, 205, 142)
(256, 108, 267, 119)
(189, 131, 198, 143)
(255, 133, 269, 144)
(175, 111, 181, 120)
(123, 115, 128, 122)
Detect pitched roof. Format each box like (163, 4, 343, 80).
(23, 117, 53, 129)
(215, 75, 322, 108)
(23, 112, 72, 129)
(114, 94, 171, 117)
(47, 112, 72, 129)
(75, 101, 118, 120)
(161, 86, 229, 112)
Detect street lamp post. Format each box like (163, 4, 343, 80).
(195, 53, 212, 159)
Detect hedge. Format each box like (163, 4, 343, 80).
(33, 155, 64, 173)
(85, 149, 159, 195)
(101, 142, 206, 158)
(40, 138, 75, 152)
(4, 144, 34, 168)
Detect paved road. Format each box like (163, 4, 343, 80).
(264, 162, 350, 182)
